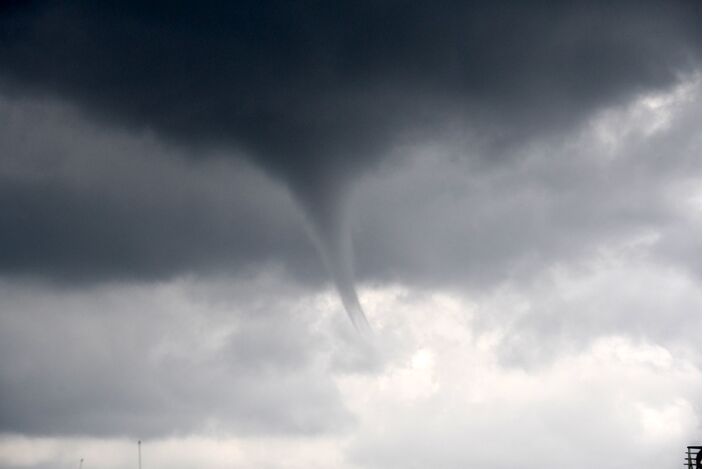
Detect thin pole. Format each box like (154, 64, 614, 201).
(79, 458, 83, 469)
(138, 440, 142, 469)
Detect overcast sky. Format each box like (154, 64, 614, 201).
(0, 1, 701, 468)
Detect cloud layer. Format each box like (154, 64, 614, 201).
(0, 0, 699, 207)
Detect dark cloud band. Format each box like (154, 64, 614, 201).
(0, 0, 699, 291)
(0, 0, 698, 192)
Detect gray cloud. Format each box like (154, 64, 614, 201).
(352, 75, 701, 289)
(0, 276, 359, 438)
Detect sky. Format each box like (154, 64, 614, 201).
(0, 1, 701, 468)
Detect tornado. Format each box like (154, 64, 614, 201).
(297, 182, 371, 333)
(314, 214, 371, 334)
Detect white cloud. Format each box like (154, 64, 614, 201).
(0, 261, 699, 469)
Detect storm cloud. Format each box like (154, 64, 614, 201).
(0, 0, 699, 277)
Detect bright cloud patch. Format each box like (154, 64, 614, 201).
(0, 252, 699, 469)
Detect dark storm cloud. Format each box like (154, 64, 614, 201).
(0, 0, 699, 287)
(0, 93, 324, 283)
(0, 173, 312, 282)
(0, 0, 699, 206)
